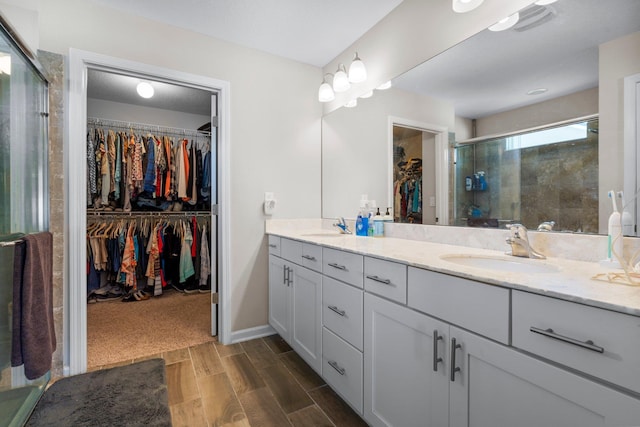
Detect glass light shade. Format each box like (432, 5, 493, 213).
(318, 81, 335, 102)
(376, 81, 392, 90)
(345, 99, 358, 108)
(333, 64, 351, 93)
(359, 90, 373, 99)
(488, 12, 519, 31)
(348, 53, 367, 83)
(136, 82, 154, 98)
(452, 0, 484, 13)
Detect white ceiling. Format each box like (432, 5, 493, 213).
(394, 0, 640, 119)
(89, 0, 403, 68)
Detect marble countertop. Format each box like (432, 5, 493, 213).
(267, 227, 640, 317)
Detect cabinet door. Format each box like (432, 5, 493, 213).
(268, 255, 290, 341)
(291, 266, 323, 374)
(364, 294, 449, 427)
(449, 326, 640, 427)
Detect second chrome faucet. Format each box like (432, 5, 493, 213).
(505, 223, 545, 259)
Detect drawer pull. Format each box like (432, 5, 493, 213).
(328, 262, 347, 271)
(450, 338, 462, 382)
(328, 360, 346, 376)
(529, 327, 604, 354)
(302, 255, 317, 261)
(433, 330, 443, 372)
(366, 275, 393, 286)
(328, 305, 346, 317)
(283, 266, 287, 285)
(268, 244, 277, 248)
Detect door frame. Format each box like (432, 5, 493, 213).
(624, 72, 640, 236)
(388, 116, 449, 225)
(66, 49, 231, 375)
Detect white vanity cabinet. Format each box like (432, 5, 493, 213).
(268, 237, 323, 373)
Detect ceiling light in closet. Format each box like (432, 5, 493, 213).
(489, 12, 520, 31)
(333, 64, 351, 93)
(452, 0, 484, 13)
(376, 81, 392, 90)
(318, 74, 335, 102)
(136, 81, 154, 99)
(348, 52, 367, 83)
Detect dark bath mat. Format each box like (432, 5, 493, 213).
(26, 358, 171, 426)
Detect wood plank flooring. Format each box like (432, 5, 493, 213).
(92, 334, 367, 426)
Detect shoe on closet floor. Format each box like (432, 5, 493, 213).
(184, 279, 199, 294)
(198, 283, 211, 293)
(170, 283, 185, 293)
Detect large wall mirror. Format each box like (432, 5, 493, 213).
(321, 0, 640, 235)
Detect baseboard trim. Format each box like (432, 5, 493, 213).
(230, 324, 276, 344)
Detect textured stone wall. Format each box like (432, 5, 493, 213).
(38, 50, 65, 378)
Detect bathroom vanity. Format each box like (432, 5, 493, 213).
(266, 220, 640, 427)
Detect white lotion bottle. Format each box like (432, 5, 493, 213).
(607, 190, 623, 267)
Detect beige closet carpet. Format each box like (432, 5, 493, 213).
(87, 290, 214, 368)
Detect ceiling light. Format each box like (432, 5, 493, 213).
(360, 90, 374, 99)
(333, 64, 351, 92)
(345, 99, 358, 108)
(348, 52, 367, 83)
(527, 88, 548, 95)
(452, 0, 484, 13)
(318, 74, 335, 102)
(534, 0, 557, 5)
(489, 12, 519, 31)
(136, 82, 154, 98)
(376, 81, 392, 90)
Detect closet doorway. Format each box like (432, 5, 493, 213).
(67, 50, 231, 375)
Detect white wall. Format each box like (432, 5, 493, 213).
(0, 1, 38, 55)
(32, 0, 322, 334)
(322, 87, 453, 219)
(87, 98, 209, 130)
(599, 31, 640, 234)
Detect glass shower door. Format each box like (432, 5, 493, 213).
(0, 19, 50, 427)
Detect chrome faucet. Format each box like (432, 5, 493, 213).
(333, 217, 352, 234)
(505, 224, 545, 259)
(537, 221, 555, 232)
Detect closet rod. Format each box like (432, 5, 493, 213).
(87, 211, 212, 218)
(87, 117, 211, 137)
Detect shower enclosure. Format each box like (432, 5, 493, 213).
(0, 15, 50, 427)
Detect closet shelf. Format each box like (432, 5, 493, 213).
(87, 211, 212, 218)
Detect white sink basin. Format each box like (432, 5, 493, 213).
(440, 254, 560, 274)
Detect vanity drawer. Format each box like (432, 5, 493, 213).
(268, 235, 280, 256)
(364, 256, 407, 304)
(323, 276, 363, 351)
(407, 267, 509, 344)
(322, 327, 363, 414)
(302, 243, 323, 273)
(323, 247, 364, 288)
(281, 238, 302, 263)
(512, 290, 640, 395)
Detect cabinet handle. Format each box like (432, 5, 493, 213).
(529, 326, 604, 354)
(328, 360, 346, 376)
(328, 262, 347, 271)
(433, 330, 443, 372)
(283, 266, 287, 285)
(287, 267, 293, 286)
(450, 338, 462, 382)
(365, 275, 393, 286)
(328, 305, 346, 317)
(302, 255, 317, 261)
(268, 244, 277, 248)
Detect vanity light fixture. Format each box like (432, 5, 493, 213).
(376, 80, 392, 90)
(359, 90, 374, 99)
(489, 12, 520, 31)
(345, 99, 358, 108)
(534, 0, 557, 5)
(318, 74, 335, 102)
(452, 0, 484, 13)
(136, 81, 154, 99)
(333, 64, 351, 93)
(348, 52, 367, 83)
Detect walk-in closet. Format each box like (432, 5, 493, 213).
(85, 69, 218, 368)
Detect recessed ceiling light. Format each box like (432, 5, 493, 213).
(136, 82, 154, 98)
(527, 88, 548, 95)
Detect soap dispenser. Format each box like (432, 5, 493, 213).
(373, 208, 384, 237)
